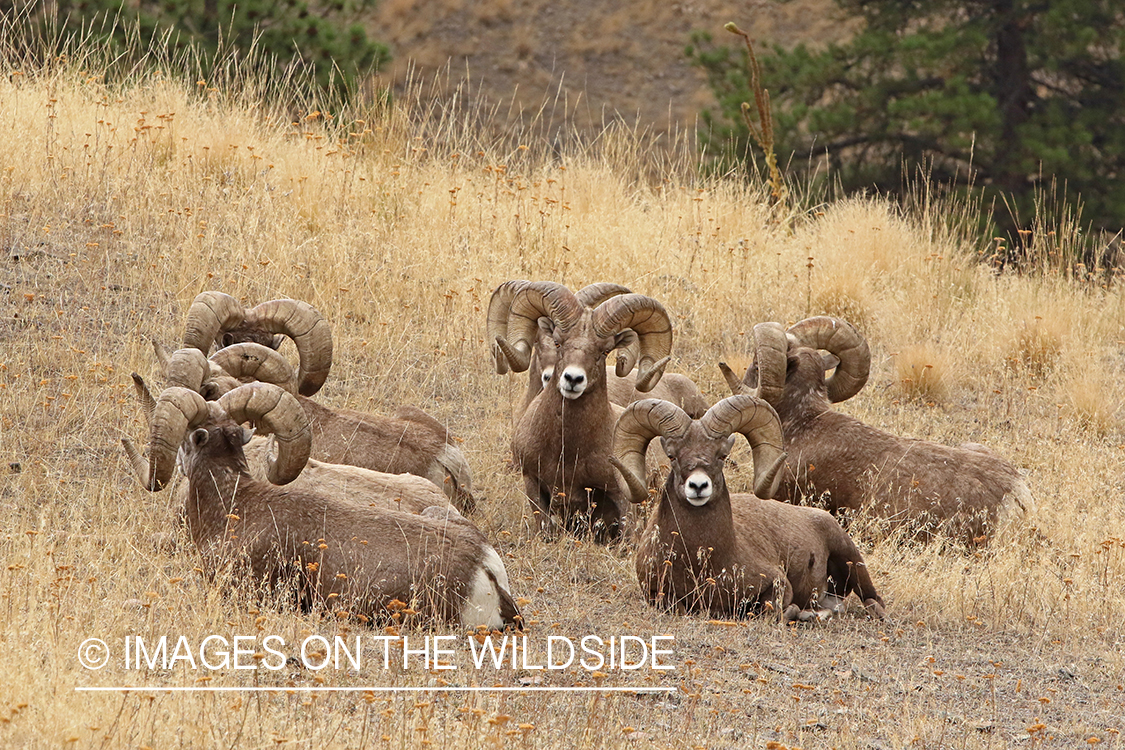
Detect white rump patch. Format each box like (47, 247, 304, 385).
(995, 474, 1036, 538)
(459, 546, 510, 630)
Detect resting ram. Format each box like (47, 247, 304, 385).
(719, 316, 1034, 545)
(167, 291, 476, 513)
(489, 281, 708, 420)
(127, 372, 459, 518)
(611, 396, 887, 622)
(122, 381, 519, 628)
(488, 280, 673, 541)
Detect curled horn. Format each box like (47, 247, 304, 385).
(130, 372, 157, 423)
(717, 361, 745, 396)
(162, 348, 209, 392)
(591, 295, 673, 392)
(748, 322, 789, 405)
(208, 342, 299, 395)
(152, 338, 171, 373)
(241, 299, 333, 397)
(700, 395, 787, 499)
(486, 280, 531, 374)
(492, 281, 584, 374)
(610, 398, 693, 504)
(614, 337, 643, 378)
(123, 386, 210, 491)
(577, 283, 635, 375)
(182, 291, 245, 353)
(575, 282, 631, 308)
(786, 316, 870, 403)
(217, 383, 311, 485)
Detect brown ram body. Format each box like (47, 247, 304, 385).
(243, 436, 459, 517)
(722, 317, 1033, 545)
(166, 294, 479, 514)
(488, 281, 673, 541)
(613, 397, 887, 622)
(295, 394, 473, 507)
(182, 422, 505, 624)
(125, 384, 518, 628)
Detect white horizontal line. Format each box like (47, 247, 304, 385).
(76, 686, 677, 693)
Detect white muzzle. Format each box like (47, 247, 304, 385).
(558, 366, 587, 399)
(684, 471, 713, 506)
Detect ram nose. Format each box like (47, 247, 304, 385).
(558, 366, 587, 399)
(684, 471, 713, 506)
(541, 366, 554, 388)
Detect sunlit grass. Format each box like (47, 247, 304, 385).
(0, 19, 1123, 749)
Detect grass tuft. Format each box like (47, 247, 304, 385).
(891, 343, 952, 403)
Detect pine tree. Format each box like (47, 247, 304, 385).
(689, 1, 1125, 234)
(11, 0, 389, 97)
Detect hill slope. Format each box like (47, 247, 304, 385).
(368, 0, 855, 134)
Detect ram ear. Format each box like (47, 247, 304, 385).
(719, 434, 737, 459)
(821, 352, 841, 372)
(612, 329, 639, 376)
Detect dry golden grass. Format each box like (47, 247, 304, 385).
(891, 342, 953, 403)
(1, 47, 1124, 749)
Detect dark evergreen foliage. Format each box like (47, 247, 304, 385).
(6, 0, 389, 96)
(689, 1, 1125, 235)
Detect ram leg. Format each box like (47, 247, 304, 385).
(522, 475, 557, 538)
(586, 487, 624, 543)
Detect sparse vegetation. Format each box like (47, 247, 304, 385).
(1, 24, 1124, 750)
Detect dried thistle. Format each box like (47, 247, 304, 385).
(724, 22, 788, 209)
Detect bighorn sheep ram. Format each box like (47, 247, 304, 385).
(611, 396, 887, 622)
(489, 281, 709, 420)
(123, 381, 519, 628)
(488, 280, 673, 541)
(127, 372, 459, 518)
(170, 291, 477, 512)
(720, 316, 1034, 545)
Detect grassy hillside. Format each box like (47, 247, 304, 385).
(368, 0, 858, 137)
(1, 40, 1124, 748)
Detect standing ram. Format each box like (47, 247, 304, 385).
(720, 316, 1034, 545)
(488, 280, 673, 541)
(611, 396, 886, 622)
